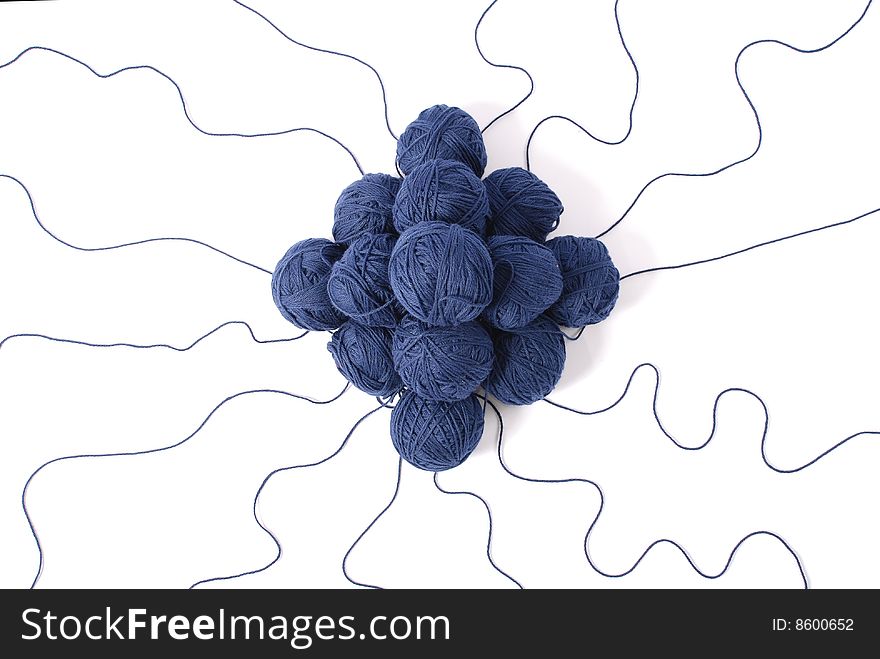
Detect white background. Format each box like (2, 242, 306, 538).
(1, 0, 878, 589)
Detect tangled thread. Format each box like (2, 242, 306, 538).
(392, 317, 494, 402)
(484, 235, 563, 330)
(393, 159, 490, 235)
(333, 173, 401, 245)
(271, 238, 346, 331)
(390, 391, 485, 472)
(389, 221, 494, 326)
(486, 316, 567, 405)
(484, 167, 563, 242)
(327, 233, 399, 328)
(396, 104, 487, 177)
(270, 104, 620, 471)
(547, 236, 619, 327)
(328, 322, 401, 398)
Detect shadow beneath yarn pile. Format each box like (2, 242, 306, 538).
(607, 224, 656, 310)
(520, 143, 660, 310)
(549, 205, 658, 393)
(480, 395, 531, 454)
(531, 152, 607, 242)
(555, 323, 609, 393)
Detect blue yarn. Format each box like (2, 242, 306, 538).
(327, 233, 398, 328)
(390, 390, 485, 471)
(396, 104, 487, 177)
(484, 235, 563, 330)
(327, 321, 401, 397)
(392, 159, 490, 235)
(332, 173, 402, 245)
(546, 235, 620, 327)
(484, 167, 563, 243)
(486, 316, 566, 405)
(389, 222, 493, 326)
(392, 316, 493, 402)
(271, 238, 347, 331)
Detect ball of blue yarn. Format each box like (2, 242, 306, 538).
(545, 235, 620, 327)
(389, 222, 493, 326)
(327, 233, 398, 328)
(327, 321, 401, 398)
(483, 235, 563, 330)
(332, 173, 402, 245)
(392, 159, 490, 235)
(484, 167, 563, 243)
(396, 105, 487, 177)
(486, 316, 566, 405)
(392, 316, 493, 402)
(390, 390, 484, 471)
(271, 238, 346, 331)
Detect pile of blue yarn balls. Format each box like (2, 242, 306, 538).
(271, 105, 620, 472)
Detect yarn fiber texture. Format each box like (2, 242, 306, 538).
(392, 316, 494, 402)
(390, 390, 485, 471)
(271, 238, 347, 331)
(485, 167, 563, 243)
(483, 235, 563, 330)
(270, 104, 623, 472)
(393, 159, 489, 235)
(333, 173, 401, 245)
(396, 104, 487, 178)
(389, 222, 493, 326)
(546, 235, 620, 327)
(327, 233, 398, 328)
(327, 321, 401, 398)
(486, 316, 566, 405)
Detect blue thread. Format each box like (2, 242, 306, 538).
(390, 390, 485, 471)
(484, 168, 563, 242)
(392, 159, 490, 235)
(478, 0, 640, 138)
(340, 451, 525, 589)
(328, 321, 401, 398)
(272, 238, 347, 331)
(523, 0, 639, 156)
(327, 233, 398, 328)
(23, 381, 348, 589)
(332, 173, 401, 245)
(231, 0, 398, 141)
(484, 235, 563, 330)
(0, 173, 274, 275)
(474, 0, 536, 135)
(389, 222, 493, 326)
(392, 316, 493, 402)
(433, 472, 524, 588)
(560, 326, 587, 341)
(535, 359, 880, 585)
(396, 105, 488, 177)
(0, 38, 377, 277)
(8, 0, 877, 588)
(0, 320, 306, 354)
(546, 236, 619, 327)
(619, 207, 880, 281)
(535, 362, 880, 586)
(8, 321, 311, 589)
(521, 0, 874, 238)
(488, 398, 811, 588)
(486, 316, 566, 405)
(543, 362, 880, 474)
(191, 402, 383, 589)
(342, 456, 403, 590)
(0, 47, 366, 175)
